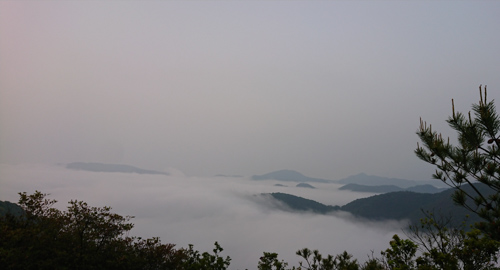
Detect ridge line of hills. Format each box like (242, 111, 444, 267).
(252, 169, 448, 189)
(339, 183, 447, 194)
(265, 183, 492, 228)
(62, 163, 446, 191)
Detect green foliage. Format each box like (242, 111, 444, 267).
(361, 258, 386, 270)
(296, 248, 336, 270)
(258, 252, 293, 270)
(407, 212, 500, 270)
(256, 215, 499, 270)
(182, 242, 231, 270)
(272, 213, 500, 270)
(295, 248, 363, 270)
(0, 191, 226, 270)
(258, 248, 382, 270)
(416, 85, 500, 240)
(257, 248, 362, 270)
(381, 235, 418, 270)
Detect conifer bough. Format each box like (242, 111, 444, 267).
(415, 85, 500, 240)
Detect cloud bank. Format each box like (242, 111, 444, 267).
(1, 164, 408, 269)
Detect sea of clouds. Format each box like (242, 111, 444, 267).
(0, 163, 408, 269)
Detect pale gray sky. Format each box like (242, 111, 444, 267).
(1, 1, 500, 180)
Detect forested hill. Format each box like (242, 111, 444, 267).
(0, 200, 23, 216)
(269, 193, 339, 214)
(268, 183, 493, 228)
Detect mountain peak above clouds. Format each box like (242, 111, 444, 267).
(251, 170, 332, 183)
(339, 183, 447, 194)
(66, 162, 169, 175)
(296, 183, 316, 189)
(335, 173, 448, 189)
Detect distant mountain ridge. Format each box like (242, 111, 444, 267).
(339, 183, 447, 194)
(252, 170, 332, 183)
(406, 184, 448, 193)
(335, 173, 448, 188)
(66, 162, 168, 175)
(339, 184, 402, 193)
(251, 170, 446, 189)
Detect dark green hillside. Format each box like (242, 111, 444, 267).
(267, 183, 492, 228)
(269, 193, 339, 214)
(341, 184, 491, 226)
(341, 191, 433, 221)
(406, 184, 446, 193)
(0, 191, 230, 270)
(410, 184, 488, 227)
(0, 200, 23, 216)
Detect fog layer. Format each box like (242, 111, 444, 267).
(1, 164, 407, 269)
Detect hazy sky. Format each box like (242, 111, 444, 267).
(1, 1, 500, 180)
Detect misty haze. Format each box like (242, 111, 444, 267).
(0, 163, 409, 269)
(1, 1, 500, 269)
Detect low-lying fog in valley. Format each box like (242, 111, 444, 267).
(1, 163, 407, 269)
